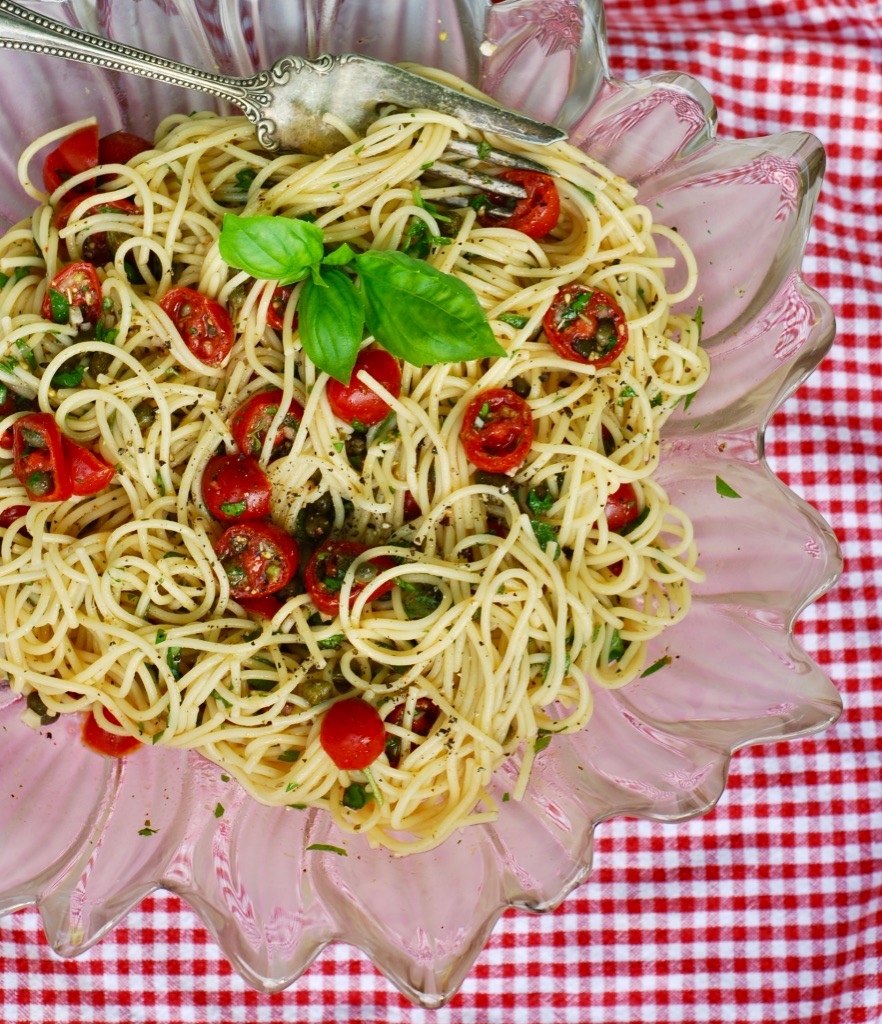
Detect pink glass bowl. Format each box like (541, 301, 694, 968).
(0, 0, 841, 1007)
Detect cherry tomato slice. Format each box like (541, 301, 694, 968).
(201, 453, 272, 524)
(82, 708, 141, 758)
(12, 413, 72, 502)
(230, 389, 304, 458)
(266, 285, 297, 331)
(43, 125, 99, 193)
(236, 594, 283, 619)
(460, 388, 534, 474)
(320, 698, 386, 770)
(160, 286, 235, 368)
(0, 505, 29, 529)
(42, 262, 103, 326)
(605, 482, 641, 532)
(304, 540, 396, 617)
(478, 169, 560, 239)
(326, 349, 402, 427)
(98, 130, 151, 165)
(402, 491, 422, 522)
(384, 696, 441, 767)
(61, 435, 115, 496)
(542, 285, 628, 368)
(214, 520, 299, 599)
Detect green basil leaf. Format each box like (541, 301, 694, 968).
(322, 243, 356, 266)
(218, 214, 325, 285)
(47, 288, 70, 325)
(220, 499, 247, 517)
(299, 267, 365, 383)
(50, 364, 85, 389)
(354, 250, 505, 366)
(529, 518, 560, 559)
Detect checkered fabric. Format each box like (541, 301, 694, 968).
(2, 0, 880, 1021)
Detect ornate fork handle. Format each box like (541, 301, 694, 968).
(0, 0, 277, 141)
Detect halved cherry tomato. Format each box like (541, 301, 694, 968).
(402, 491, 422, 522)
(61, 436, 115, 496)
(236, 594, 283, 619)
(98, 130, 151, 165)
(201, 453, 272, 524)
(605, 482, 641, 532)
(42, 125, 99, 193)
(12, 413, 72, 502)
(42, 262, 103, 326)
(460, 388, 533, 475)
(542, 284, 628, 368)
(478, 169, 560, 239)
(0, 505, 29, 529)
(230, 388, 304, 458)
(160, 286, 235, 367)
(266, 285, 297, 331)
(384, 696, 441, 768)
(304, 539, 396, 617)
(320, 698, 386, 770)
(55, 193, 140, 265)
(215, 520, 299, 599)
(82, 708, 141, 758)
(326, 349, 401, 427)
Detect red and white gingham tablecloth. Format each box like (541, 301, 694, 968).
(1, 0, 880, 1021)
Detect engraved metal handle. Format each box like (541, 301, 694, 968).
(0, 0, 269, 125)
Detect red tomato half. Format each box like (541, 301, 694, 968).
(320, 698, 386, 770)
(98, 130, 151, 165)
(12, 413, 72, 502)
(604, 482, 641, 532)
(42, 262, 103, 326)
(479, 169, 560, 239)
(0, 505, 29, 529)
(460, 388, 534, 474)
(542, 285, 628, 368)
(230, 389, 304, 458)
(326, 349, 401, 427)
(201, 453, 272, 524)
(43, 125, 99, 193)
(384, 696, 441, 767)
(160, 286, 235, 367)
(61, 436, 115, 496)
(236, 594, 283, 619)
(304, 540, 396, 617)
(82, 708, 141, 758)
(214, 520, 299, 599)
(266, 284, 297, 331)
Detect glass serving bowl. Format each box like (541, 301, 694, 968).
(0, 0, 841, 1007)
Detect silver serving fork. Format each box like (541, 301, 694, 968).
(0, 0, 565, 164)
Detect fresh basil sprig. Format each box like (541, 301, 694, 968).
(218, 214, 504, 382)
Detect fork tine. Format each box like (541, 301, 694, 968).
(427, 160, 528, 198)
(442, 139, 559, 176)
(434, 195, 511, 219)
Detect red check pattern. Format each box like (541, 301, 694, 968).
(2, 0, 880, 1020)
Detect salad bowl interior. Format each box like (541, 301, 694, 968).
(0, 0, 841, 1007)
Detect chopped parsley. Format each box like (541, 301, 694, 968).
(306, 843, 347, 856)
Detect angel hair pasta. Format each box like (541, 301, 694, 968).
(0, 71, 708, 854)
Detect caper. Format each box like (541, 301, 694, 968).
(345, 433, 367, 467)
(332, 671, 353, 694)
(133, 400, 156, 430)
(303, 508, 333, 540)
(297, 677, 334, 706)
(353, 561, 378, 583)
(88, 350, 113, 377)
(509, 376, 531, 398)
(26, 690, 48, 717)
